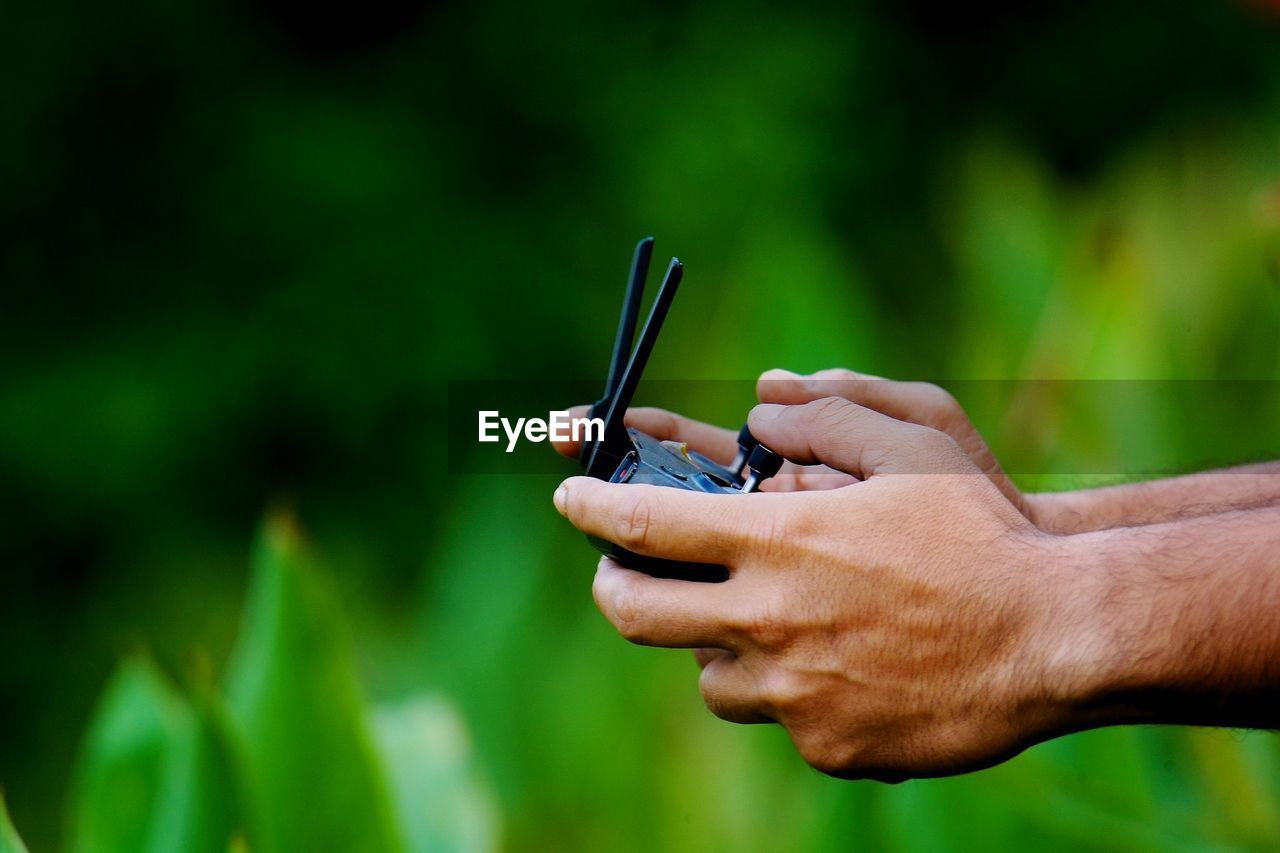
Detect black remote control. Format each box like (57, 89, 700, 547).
(575, 237, 783, 582)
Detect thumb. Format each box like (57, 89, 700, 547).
(747, 398, 971, 479)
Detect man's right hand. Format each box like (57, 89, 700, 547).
(756, 367, 1280, 533)
(755, 368, 1035, 518)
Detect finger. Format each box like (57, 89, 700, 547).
(786, 464, 859, 491)
(699, 653, 774, 724)
(757, 368, 954, 430)
(758, 462, 855, 493)
(550, 405, 738, 463)
(593, 558, 741, 649)
(758, 370, 1025, 508)
(748, 399, 972, 479)
(555, 476, 776, 564)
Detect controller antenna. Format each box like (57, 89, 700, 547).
(581, 237, 653, 466)
(586, 257, 684, 478)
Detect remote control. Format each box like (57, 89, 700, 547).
(575, 237, 783, 582)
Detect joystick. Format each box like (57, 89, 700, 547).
(573, 237, 784, 583)
(728, 424, 761, 480)
(741, 445, 784, 493)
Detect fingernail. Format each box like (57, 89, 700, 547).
(762, 368, 801, 381)
(553, 483, 569, 514)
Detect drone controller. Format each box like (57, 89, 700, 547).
(575, 237, 783, 583)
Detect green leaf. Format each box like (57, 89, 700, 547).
(141, 680, 243, 853)
(0, 793, 30, 853)
(68, 657, 185, 853)
(223, 512, 399, 852)
(373, 697, 499, 853)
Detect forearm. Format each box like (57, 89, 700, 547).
(1025, 462, 1280, 533)
(1043, 504, 1280, 732)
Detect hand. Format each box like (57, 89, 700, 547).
(554, 397, 1090, 781)
(756, 368, 1036, 517)
(550, 404, 855, 492)
(759, 368, 1280, 533)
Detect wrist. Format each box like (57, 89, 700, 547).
(1014, 529, 1148, 739)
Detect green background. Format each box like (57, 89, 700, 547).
(4, 0, 1280, 849)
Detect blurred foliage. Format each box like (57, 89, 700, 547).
(53, 516, 493, 852)
(223, 515, 401, 851)
(1, 795, 30, 853)
(3, 0, 1280, 849)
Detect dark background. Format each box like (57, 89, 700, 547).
(5, 1, 1280, 848)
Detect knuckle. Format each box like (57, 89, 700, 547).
(921, 425, 962, 458)
(799, 735, 862, 779)
(748, 608, 790, 652)
(915, 381, 959, 413)
(755, 667, 801, 714)
(731, 601, 792, 653)
(615, 495, 655, 552)
(914, 382, 967, 433)
(911, 423, 959, 456)
(808, 396, 855, 429)
(608, 580, 648, 643)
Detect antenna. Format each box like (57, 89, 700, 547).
(586, 257, 683, 478)
(603, 237, 653, 408)
(580, 237, 652, 467)
(589, 237, 652, 423)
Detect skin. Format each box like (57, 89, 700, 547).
(753, 368, 1280, 532)
(552, 369, 1280, 781)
